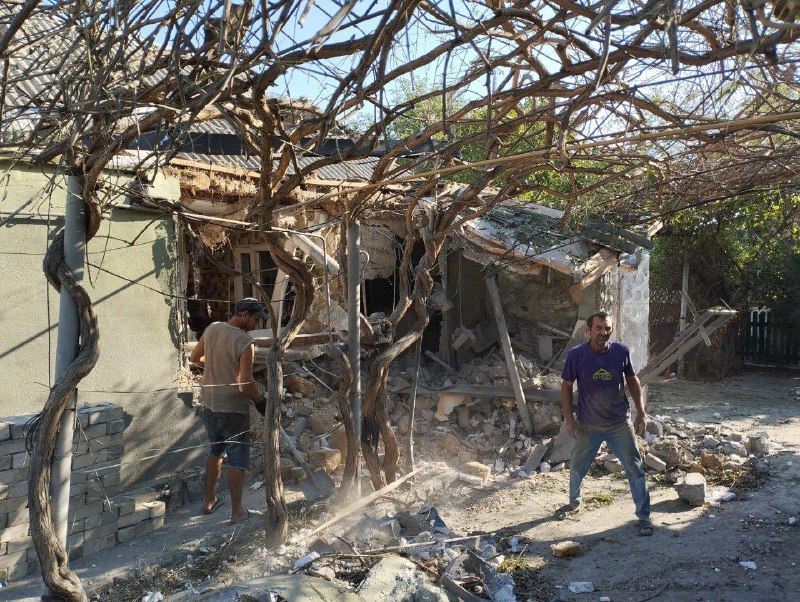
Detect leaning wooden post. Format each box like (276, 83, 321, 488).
(346, 212, 362, 494)
(485, 275, 533, 434)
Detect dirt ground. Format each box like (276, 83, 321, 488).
(422, 369, 800, 601)
(5, 369, 799, 602)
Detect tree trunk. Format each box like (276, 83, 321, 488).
(326, 346, 357, 495)
(263, 348, 287, 546)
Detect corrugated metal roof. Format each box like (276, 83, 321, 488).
(172, 152, 379, 182)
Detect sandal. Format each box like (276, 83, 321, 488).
(231, 508, 263, 524)
(637, 521, 654, 536)
(203, 496, 223, 515)
(555, 502, 580, 520)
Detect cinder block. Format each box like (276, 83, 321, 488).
(117, 524, 136, 543)
(71, 453, 95, 471)
(84, 522, 117, 542)
(67, 532, 84, 550)
(87, 436, 112, 453)
(0, 422, 10, 441)
(79, 423, 108, 440)
(7, 557, 31, 580)
(27, 546, 38, 561)
(7, 480, 26, 499)
(75, 413, 89, 429)
(11, 452, 28, 470)
(117, 506, 150, 529)
(112, 496, 135, 516)
(0, 455, 11, 471)
(68, 544, 84, 562)
(85, 460, 120, 478)
(0, 513, 6, 529)
(130, 487, 160, 504)
(100, 510, 118, 525)
(70, 481, 89, 497)
(84, 513, 102, 529)
(84, 533, 116, 556)
(109, 433, 124, 446)
(86, 405, 115, 426)
(69, 492, 87, 510)
(0, 549, 27, 570)
(7, 510, 29, 527)
(0, 496, 29, 514)
(70, 468, 88, 484)
(108, 419, 125, 434)
(0, 438, 27, 456)
(143, 501, 166, 518)
(134, 514, 164, 537)
(6, 415, 35, 440)
(6, 535, 33, 554)
(0, 469, 17, 485)
(101, 472, 121, 491)
(69, 518, 85, 535)
(0, 542, 5, 554)
(69, 501, 104, 522)
(0, 522, 30, 542)
(27, 557, 40, 576)
(0, 483, 7, 502)
(107, 445, 125, 460)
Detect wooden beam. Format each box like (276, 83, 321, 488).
(306, 468, 422, 537)
(638, 310, 737, 385)
(485, 276, 534, 434)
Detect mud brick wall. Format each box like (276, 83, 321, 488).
(0, 404, 165, 582)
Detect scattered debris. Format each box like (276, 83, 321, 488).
(550, 541, 582, 558)
(140, 593, 163, 602)
(739, 561, 757, 570)
(568, 581, 594, 593)
(676, 473, 707, 507)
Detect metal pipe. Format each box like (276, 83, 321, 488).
(51, 176, 85, 549)
(347, 215, 362, 494)
(678, 257, 689, 377)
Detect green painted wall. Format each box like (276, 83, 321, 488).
(0, 162, 205, 487)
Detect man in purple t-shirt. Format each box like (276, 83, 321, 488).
(558, 311, 652, 535)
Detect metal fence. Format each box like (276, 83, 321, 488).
(739, 307, 800, 366)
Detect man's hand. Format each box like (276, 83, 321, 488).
(633, 412, 646, 436)
(565, 415, 577, 439)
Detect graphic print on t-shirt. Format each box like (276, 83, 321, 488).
(592, 368, 613, 381)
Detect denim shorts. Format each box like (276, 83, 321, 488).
(201, 408, 250, 470)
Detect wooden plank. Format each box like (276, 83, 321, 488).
(638, 310, 737, 385)
(307, 468, 422, 537)
(537, 321, 571, 338)
(485, 276, 534, 434)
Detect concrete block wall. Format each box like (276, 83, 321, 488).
(0, 403, 165, 582)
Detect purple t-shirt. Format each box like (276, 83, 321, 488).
(561, 341, 636, 426)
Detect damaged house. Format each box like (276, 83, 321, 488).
(164, 113, 661, 451)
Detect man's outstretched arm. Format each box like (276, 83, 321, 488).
(561, 380, 576, 438)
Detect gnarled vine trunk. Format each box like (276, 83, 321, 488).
(27, 229, 99, 602)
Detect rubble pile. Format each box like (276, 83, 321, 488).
(639, 415, 776, 505)
(276, 497, 549, 601)
(258, 354, 778, 513)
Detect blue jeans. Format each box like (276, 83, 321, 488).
(569, 419, 650, 521)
